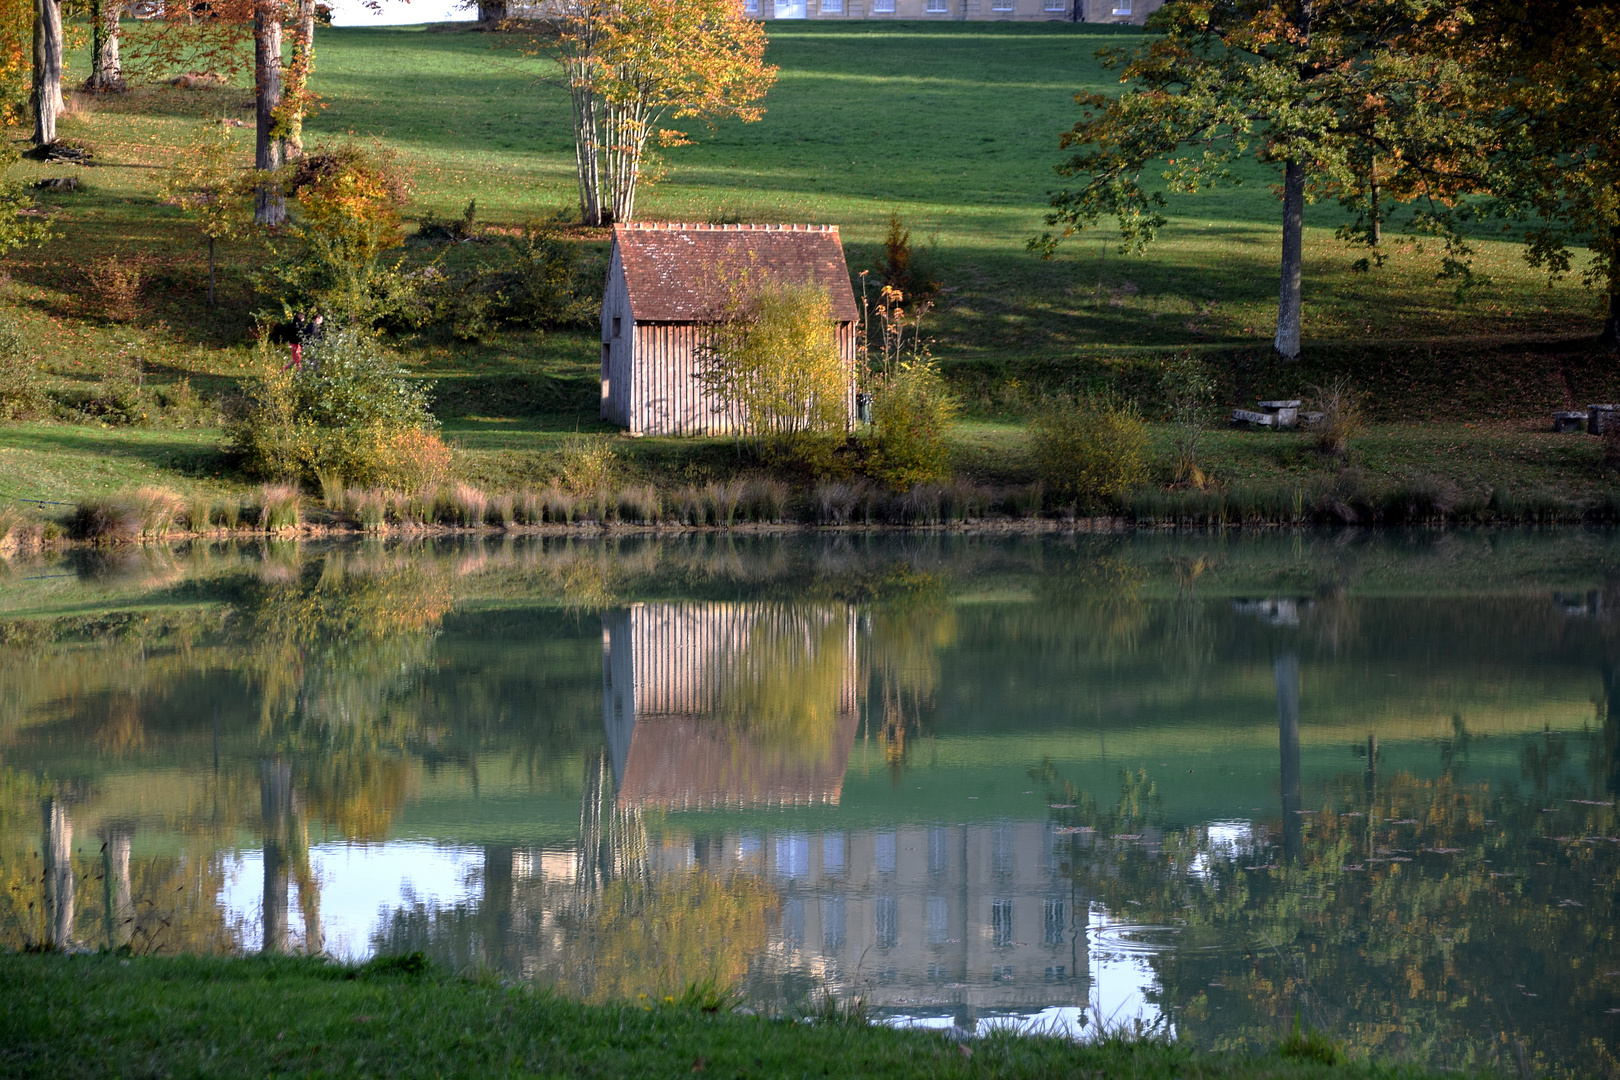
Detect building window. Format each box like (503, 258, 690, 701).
(820, 0, 842, 11)
(781, 898, 805, 948)
(872, 0, 895, 11)
(991, 899, 1014, 948)
(1112, 0, 1131, 12)
(925, 0, 946, 10)
(744, 0, 759, 10)
(1043, 899, 1066, 945)
(1045, 965, 1067, 982)
(992, 964, 1015, 982)
(991, 825, 1014, 877)
(874, 831, 896, 874)
(822, 897, 846, 952)
(875, 896, 899, 949)
(927, 896, 949, 945)
(776, 834, 809, 878)
(823, 833, 845, 875)
(991, 0, 1013, 10)
(928, 826, 949, 875)
(612, 316, 621, 338)
(1044, 0, 1064, 9)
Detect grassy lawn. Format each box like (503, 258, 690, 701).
(0, 953, 1461, 1080)
(0, 21, 1612, 517)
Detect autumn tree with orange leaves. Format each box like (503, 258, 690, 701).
(1033, 0, 1491, 361)
(0, 0, 29, 126)
(542, 0, 776, 226)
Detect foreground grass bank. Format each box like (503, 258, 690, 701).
(0, 954, 1466, 1080)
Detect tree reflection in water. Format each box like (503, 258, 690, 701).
(1042, 734, 1619, 1077)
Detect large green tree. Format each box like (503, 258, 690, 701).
(1469, 1, 1620, 349)
(1035, 0, 1488, 360)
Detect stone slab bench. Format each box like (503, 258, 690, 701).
(1554, 411, 1587, 433)
(1233, 401, 1320, 429)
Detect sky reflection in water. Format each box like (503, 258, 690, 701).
(2, 532, 1617, 1074)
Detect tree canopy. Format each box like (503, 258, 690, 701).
(1466, 0, 1620, 347)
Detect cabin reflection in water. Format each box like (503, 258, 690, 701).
(601, 603, 861, 809)
(591, 602, 1087, 1013)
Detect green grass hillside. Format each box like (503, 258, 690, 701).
(0, 21, 1613, 511)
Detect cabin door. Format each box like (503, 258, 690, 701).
(774, 0, 807, 16)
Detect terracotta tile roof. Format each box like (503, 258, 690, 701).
(613, 222, 860, 324)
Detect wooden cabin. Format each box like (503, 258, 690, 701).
(599, 222, 861, 436)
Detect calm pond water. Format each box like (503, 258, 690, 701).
(2, 531, 1617, 1074)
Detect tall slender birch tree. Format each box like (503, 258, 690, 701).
(544, 0, 775, 227)
(1033, 0, 1487, 361)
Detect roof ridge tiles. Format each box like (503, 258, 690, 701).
(619, 221, 837, 233)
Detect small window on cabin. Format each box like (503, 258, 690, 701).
(601, 344, 610, 373)
(613, 317, 622, 338)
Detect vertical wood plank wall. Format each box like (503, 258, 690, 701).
(600, 248, 633, 426)
(621, 319, 860, 436)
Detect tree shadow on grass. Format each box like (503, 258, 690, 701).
(0, 426, 233, 479)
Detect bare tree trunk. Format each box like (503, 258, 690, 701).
(283, 0, 316, 158)
(1274, 159, 1306, 362)
(31, 0, 62, 146)
(261, 760, 291, 954)
(1275, 653, 1303, 865)
(102, 827, 134, 951)
(86, 0, 123, 91)
(477, 0, 507, 20)
(568, 70, 604, 226)
(291, 813, 322, 955)
(43, 799, 74, 949)
(604, 95, 651, 225)
(255, 0, 286, 225)
(1368, 175, 1381, 247)
(1603, 224, 1620, 352)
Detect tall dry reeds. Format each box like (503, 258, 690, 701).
(68, 487, 187, 542)
(258, 483, 301, 531)
(438, 483, 488, 527)
(0, 508, 42, 556)
(1308, 378, 1363, 458)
